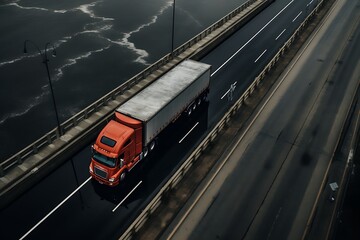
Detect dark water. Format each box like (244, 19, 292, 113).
(0, 0, 246, 160)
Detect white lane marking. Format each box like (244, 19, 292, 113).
(292, 11, 303, 22)
(347, 149, 354, 163)
(221, 81, 237, 100)
(255, 49, 268, 63)
(179, 122, 199, 144)
(267, 207, 283, 240)
(307, 0, 314, 7)
(221, 89, 231, 100)
(20, 177, 92, 240)
(112, 181, 143, 212)
(275, 28, 286, 40)
(211, 0, 295, 77)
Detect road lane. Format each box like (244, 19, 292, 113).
(163, 0, 360, 239)
(205, 0, 313, 125)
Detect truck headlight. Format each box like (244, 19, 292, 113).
(109, 177, 115, 182)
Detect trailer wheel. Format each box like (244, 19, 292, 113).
(197, 98, 202, 106)
(187, 107, 192, 116)
(143, 147, 149, 157)
(150, 141, 156, 151)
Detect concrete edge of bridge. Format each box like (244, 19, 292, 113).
(0, 0, 271, 210)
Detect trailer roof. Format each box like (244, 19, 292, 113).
(116, 60, 211, 121)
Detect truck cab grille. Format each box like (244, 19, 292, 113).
(94, 166, 107, 179)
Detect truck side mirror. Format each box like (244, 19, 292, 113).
(119, 153, 125, 168)
(120, 159, 124, 168)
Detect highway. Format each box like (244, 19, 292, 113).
(162, 0, 360, 239)
(0, 0, 339, 239)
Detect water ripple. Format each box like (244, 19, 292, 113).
(0, 0, 174, 125)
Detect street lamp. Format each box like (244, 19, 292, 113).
(171, 0, 176, 54)
(23, 40, 62, 136)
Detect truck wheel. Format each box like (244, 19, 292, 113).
(120, 171, 127, 181)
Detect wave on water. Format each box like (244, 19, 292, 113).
(53, 44, 111, 81)
(0, 0, 173, 67)
(0, 0, 113, 67)
(0, 0, 174, 125)
(0, 0, 114, 18)
(0, 55, 26, 67)
(76, 2, 114, 21)
(0, 84, 49, 125)
(53, 0, 175, 77)
(113, 0, 173, 65)
(177, 6, 203, 28)
(2, 1, 68, 13)
(0, 0, 114, 125)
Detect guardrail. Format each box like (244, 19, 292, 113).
(120, 0, 327, 239)
(0, 0, 259, 176)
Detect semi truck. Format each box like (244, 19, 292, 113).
(89, 60, 211, 186)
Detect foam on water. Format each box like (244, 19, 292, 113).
(0, 0, 174, 125)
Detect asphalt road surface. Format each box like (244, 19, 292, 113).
(162, 0, 360, 239)
(0, 0, 325, 239)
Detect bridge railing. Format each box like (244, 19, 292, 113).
(120, 1, 327, 238)
(0, 0, 257, 176)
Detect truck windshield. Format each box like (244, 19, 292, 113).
(92, 151, 116, 168)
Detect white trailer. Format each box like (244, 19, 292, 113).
(116, 59, 211, 146)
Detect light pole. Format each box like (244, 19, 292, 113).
(171, 0, 176, 55)
(23, 40, 62, 136)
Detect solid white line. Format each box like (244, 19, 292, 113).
(211, 0, 295, 77)
(267, 207, 283, 240)
(275, 29, 286, 40)
(292, 11, 303, 22)
(20, 177, 92, 240)
(179, 122, 199, 144)
(347, 149, 354, 163)
(112, 181, 143, 212)
(255, 49, 268, 63)
(221, 81, 237, 99)
(221, 89, 231, 99)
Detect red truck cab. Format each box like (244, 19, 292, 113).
(89, 112, 143, 186)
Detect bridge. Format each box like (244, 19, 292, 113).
(1, 0, 359, 239)
(0, 0, 268, 202)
